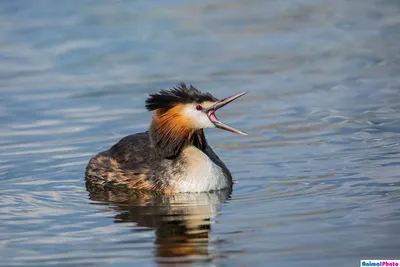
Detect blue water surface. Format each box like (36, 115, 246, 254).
(1, 0, 400, 266)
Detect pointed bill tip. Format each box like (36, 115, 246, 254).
(235, 129, 248, 136)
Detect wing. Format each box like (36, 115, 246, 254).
(85, 132, 162, 191)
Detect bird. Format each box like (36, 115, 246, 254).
(85, 83, 247, 193)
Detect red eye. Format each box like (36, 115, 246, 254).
(196, 105, 203, 111)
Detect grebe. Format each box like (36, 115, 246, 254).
(85, 83, 247, 193)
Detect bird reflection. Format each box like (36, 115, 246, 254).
(87, 184, 231, 263)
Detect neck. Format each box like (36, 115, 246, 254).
(149, 110, 207, 159)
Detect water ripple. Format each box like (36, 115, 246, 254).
(1, 0, 400, 266)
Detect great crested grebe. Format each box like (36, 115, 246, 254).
(85, 83, 247, 193)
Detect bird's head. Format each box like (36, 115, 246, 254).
(146, 83, 247, 134)
(146, 83, 247, 158)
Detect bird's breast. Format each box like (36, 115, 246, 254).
(171, 146, 230, 192)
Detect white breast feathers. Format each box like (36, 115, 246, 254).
(173, 146, 229, 192)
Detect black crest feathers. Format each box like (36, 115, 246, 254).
(145, 83, 218, 111)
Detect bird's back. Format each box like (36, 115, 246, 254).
(86, 131, 165, 191)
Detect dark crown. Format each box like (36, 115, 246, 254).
(145, 83, 218, 111)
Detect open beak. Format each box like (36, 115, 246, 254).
(205, 92, 248, 135)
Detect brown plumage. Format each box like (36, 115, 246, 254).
(150, 104, 201, 158)
(85, 83, 247, 193)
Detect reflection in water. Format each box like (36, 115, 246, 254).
(1, 0, 400, 265)
(87, 185, 231, 264)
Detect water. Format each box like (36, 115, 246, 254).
(1, 0, 400, 266)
